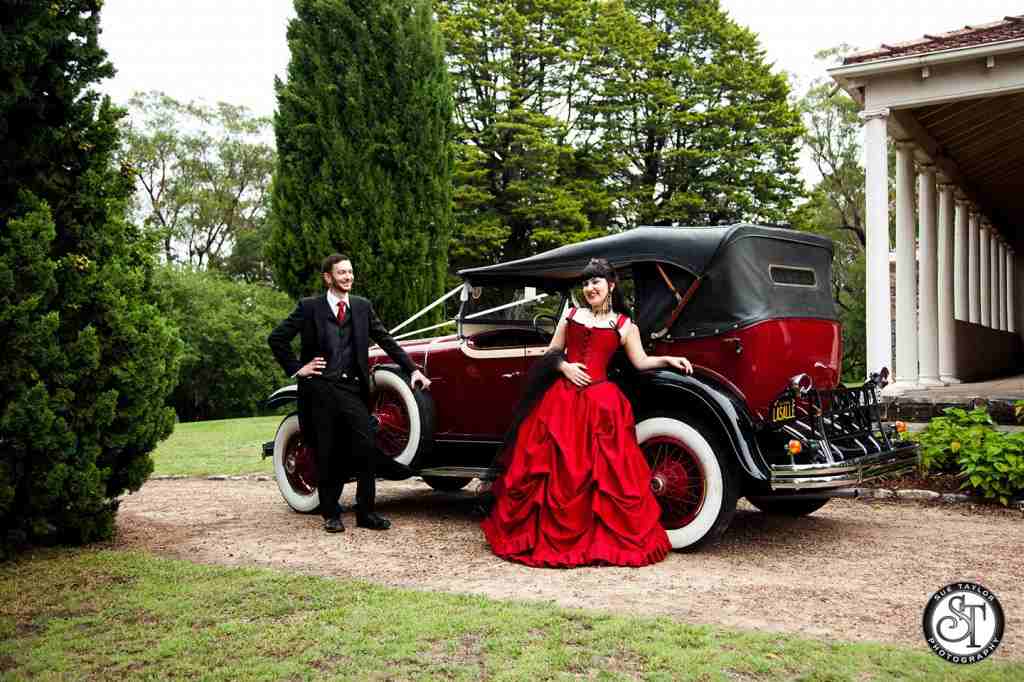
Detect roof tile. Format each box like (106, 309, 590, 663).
(844, 16, 1024, 65)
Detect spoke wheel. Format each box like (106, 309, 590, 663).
(283, 432, 317, 496)
(272, 413, 320, 513)
(635, 415, 737, 550)
(368, 367, 435, 468)
(643, 436, 707, 529)
(373, 389, 411, 459)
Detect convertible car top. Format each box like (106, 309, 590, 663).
(460, 224, 837, 340)
(459, 224, 832, 283)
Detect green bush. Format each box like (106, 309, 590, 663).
(157, 267, 295, 422)
(913, 407, 1024, 505)
(914, 406, 994, 473)
(957, 432, 1024, 506)
(1, 3, 182, 554)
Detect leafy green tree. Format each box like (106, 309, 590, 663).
(121, 92, 275, 272)
(217, 220, 275, 284)
(595, 0, 805, 226)
(438, 0, 621, 270)
(439, 0, 805, 273)
(269, 0, 453, 323)
(0, 2, 181, 552)
(157, 267, 294, 421)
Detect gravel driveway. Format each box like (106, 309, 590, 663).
(116, 479, 1024, 659)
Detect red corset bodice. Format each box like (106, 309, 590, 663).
(564, 313, 625, 381)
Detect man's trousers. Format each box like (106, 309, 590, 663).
(306, 377, 376, 520)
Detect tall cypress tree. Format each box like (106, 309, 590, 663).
(0, 2, 181, 552)
(269, 0, 453, 323)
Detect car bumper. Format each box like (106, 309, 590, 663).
(769, 442, 919, 490)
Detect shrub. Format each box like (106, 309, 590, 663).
(913, 406, 1024, 505)
(957, 432, 1024, 506)
(1, 3, 182, 554)
(914, 407, 994, 473)
(157, 267, 295, 422)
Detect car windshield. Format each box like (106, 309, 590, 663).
(462, 284, 564, 326)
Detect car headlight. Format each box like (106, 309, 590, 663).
(789, 373, 813, 395)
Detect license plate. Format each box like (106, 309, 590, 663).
(771, 398, 796, 423)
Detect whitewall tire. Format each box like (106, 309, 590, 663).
(272, 413, 320, 513)
(370, 368, 433, 468)
(635, 416, 737, 550)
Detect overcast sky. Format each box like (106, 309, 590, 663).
(96, 1, 1024, 190)
(98, 1, 1024, 118)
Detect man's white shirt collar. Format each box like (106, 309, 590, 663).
(327, 290, 350, 316)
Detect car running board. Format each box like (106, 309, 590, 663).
(416, 466, 499, 481)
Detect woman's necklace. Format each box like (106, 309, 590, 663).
(589, 308, 614, 326)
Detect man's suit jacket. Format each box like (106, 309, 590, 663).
(268, 293, 417, 445)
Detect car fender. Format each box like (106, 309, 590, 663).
(623, 370, 771, 482)
(265, 384, 298, 409)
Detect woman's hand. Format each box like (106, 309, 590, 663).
(662, 356, 693, 374)
(560, 361, 592, 387)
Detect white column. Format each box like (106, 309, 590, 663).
(953, 194, 969, 320)
(989, 224, 1000, 328)
(862, 109, 892, 378)
(938, 183, 958, 383)
(998, 238, 1007, 331)
(1009, 249, 1016, 334)
(891, 142, 919, 390)
(980, 221, 991, 327)
(917, 165, 941, 386)
(965, 204, 980, 324)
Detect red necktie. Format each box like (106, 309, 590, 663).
(337, 301, 347, 324)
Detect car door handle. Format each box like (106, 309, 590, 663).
(723, 337, 743, 355)
(501, 372, 522, 379)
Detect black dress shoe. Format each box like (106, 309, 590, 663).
(324, 517, 345, 533)
(355, 512, 391, 530)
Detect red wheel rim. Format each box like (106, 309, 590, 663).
(372, 388, 411, 458)
(642, 435, 707, 529)
(284, 433, 317, 495)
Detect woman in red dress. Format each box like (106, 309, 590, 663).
(481, 259, 692, 567)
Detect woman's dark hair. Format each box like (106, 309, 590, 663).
(580, 258, 627, 314)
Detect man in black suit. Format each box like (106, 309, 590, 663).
(268, 253, 431, 533)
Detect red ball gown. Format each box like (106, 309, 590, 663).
(481, 309, 671, 567)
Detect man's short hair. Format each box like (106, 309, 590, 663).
(321, 253, 350, 274)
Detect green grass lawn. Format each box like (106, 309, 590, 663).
(1, 549, 1020, 681)
(151, 415, 282, 477)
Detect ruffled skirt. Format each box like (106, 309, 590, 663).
(481, 378, 671, 567)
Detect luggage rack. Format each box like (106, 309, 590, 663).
(769, 378, 918, 490)
(779, 381, 897, 463)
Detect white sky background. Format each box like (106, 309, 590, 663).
(97, 0, 1024, 181)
